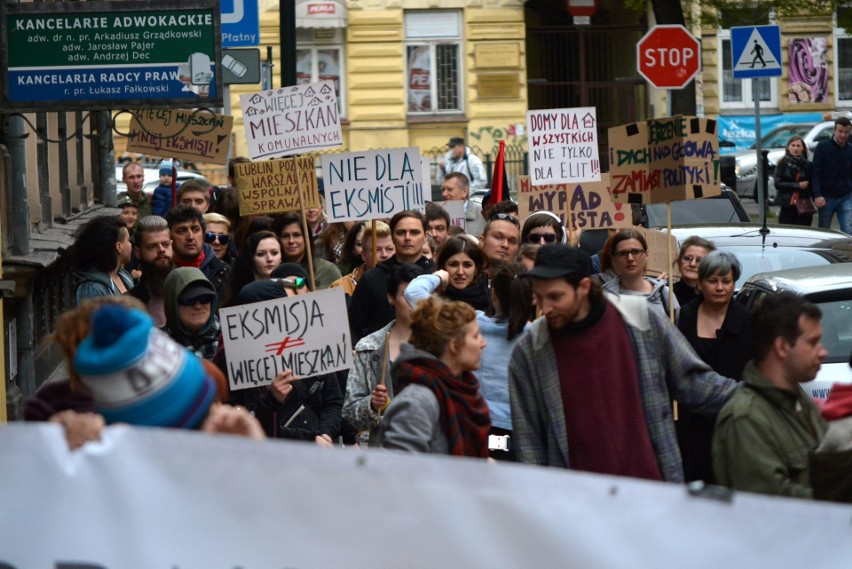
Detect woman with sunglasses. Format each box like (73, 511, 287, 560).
(202, 213, 236, 267)
(672, 236, 716, 306)
(601, 229, 678, 317)
(162, 267, 221, 360)
(272, 212, 342, 290)
(520, 211, 566, 246)
(403, 236, 491, 311)
(224, 231, 281, 306)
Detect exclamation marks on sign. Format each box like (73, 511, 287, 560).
(591, 159, 600, 175)
(613, 201, 627, 223)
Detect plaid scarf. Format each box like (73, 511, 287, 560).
(395, 357, 491, 457)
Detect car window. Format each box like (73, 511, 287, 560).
(812, 127, 833, 144)
(723, 247, 836, 289)
(813, 300, 852, 363)
(645, 197, 747, 227)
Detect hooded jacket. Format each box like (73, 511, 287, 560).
(162, 267, 220, 360)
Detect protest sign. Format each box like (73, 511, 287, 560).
(434, 200, 466, 231)
(608, 116, 720, 205)
(526, 106, 601, 185)
(516, 175, 631, 230)
(127, 108, 233, 165)
(218, 287, 351, 390)
(321, 147, 426, 223)
(240, 81, 342, 160)
(234, 157, 320, 216)
(635, 227, 679, 277)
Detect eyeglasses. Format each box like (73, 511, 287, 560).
(527, 233, 558, 244)
(488, 213, 520, 227)
(177, 294, 215, 307)
(614, 248, 647, 260)
(204, 232, 230, 245)
(276, 277, 307, 290)
(681, 255, 703, 265)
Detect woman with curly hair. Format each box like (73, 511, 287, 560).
(377, 295, 490, 457)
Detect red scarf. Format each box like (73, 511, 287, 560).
(175, 248, 204, 269)
(394, 357, 491, 457)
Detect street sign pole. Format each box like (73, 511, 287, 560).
(753, 78, 765, 226)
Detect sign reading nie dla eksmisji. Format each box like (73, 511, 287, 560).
(127, 108, 233, 165)
(218, 287, 352, 391)
(234, 156, 321, 216)
(239, 81, 342, 160)
(321, 148, 426, 223)
(526, 107, 601, 185)
(608, 116, 720, 204)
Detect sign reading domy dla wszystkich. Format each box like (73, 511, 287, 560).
(0, 0, 222, 111)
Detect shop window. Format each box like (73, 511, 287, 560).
(405, 11, 463, 114)
(836, 6, 852, 104)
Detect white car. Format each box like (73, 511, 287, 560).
(734, 121, 835, 203)
(737, 263, 852, 400)
(115, 165, 210, 199)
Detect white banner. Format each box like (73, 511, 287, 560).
(527, 106, 601, 185)
(218, 287, 351, 390)
(321, 147, 426, 222)
(240, 81, 343, 159)
(1, 424, 851, 568)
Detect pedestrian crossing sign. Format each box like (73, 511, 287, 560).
(731, 25, 782, 78)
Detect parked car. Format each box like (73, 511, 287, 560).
(668, 223, 852, 289)
(115, 165, 210, 199)
(737, 263, 852, 399)
(733, 121, 834, 202)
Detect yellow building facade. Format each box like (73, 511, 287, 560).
(228, 0, 529, 160)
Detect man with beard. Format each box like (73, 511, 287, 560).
(165, 205, 230, 305)
(129, 215, 175, 327)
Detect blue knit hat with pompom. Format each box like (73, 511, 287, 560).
(74, 305, 216, 429)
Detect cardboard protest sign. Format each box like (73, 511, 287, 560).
(527, 106, 601, 185)
(218, 287, 352, 391)
(127, 109, 233, 165)
(516, 175, 631, 230)
(321, 147, 426, 223)
(608, 116, 720, 205)
(434, 200, 466, 231)
(240, 81, 343, 160)
(635, 227, 679, 277)
(234, 156, 320, 217)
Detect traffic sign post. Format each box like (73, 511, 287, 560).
(636, 25, 701, 90)
(730, 25, 782, 223)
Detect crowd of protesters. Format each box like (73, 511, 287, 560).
(24, 149, 852, 504)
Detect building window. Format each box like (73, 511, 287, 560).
(836, 6, 852, 105)
(405, 11, 463, 114)
(296, 29, 345, 115)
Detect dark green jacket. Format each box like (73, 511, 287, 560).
(713, 361, 827, 498)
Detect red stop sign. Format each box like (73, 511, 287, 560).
(637, 25, 701, 89)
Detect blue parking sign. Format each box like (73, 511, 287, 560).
(221, 0, 259, 47)
(731, 25, 782, 79)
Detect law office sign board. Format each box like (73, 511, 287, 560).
(127, 108, 234, 166)
(0, 0, 223, 112)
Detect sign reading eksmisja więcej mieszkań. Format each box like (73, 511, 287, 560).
(0, 0, 222, 111)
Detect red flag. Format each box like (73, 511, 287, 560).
(489, 139, 508, 208)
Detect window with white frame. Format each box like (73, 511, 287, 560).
(718, 9, 777, 109)
(296, 28, 345, 115)
(405, 11, 463, 114)
(836, 6, 852, 104)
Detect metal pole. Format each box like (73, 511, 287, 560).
(280, 0, 296, 87)
(753, 78, 767, 230)
(97, 111, 116, 206)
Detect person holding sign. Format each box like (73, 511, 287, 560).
(601, 230, 678, 317)
(226, 265, 343, 445)
(272, 212, 342, 290)
(441, 172, 486, 239)
(377, 296, 491, 456)
(343, 264, 425, 446)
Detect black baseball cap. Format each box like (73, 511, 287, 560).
(448, 137, 465, 147)
(526, 244, 592, 280)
